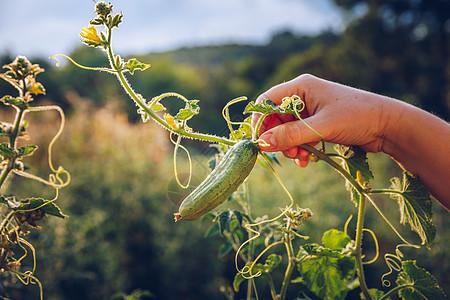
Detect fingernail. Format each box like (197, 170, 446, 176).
(259, 132, 277, 150)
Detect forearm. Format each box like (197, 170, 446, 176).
(381, 99, 450, 209)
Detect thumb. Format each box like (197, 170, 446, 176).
(258, 116, 325, 151)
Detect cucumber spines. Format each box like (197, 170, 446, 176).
(175, 139, 259, 221)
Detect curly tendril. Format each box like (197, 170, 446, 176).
(381, 243, 420, 287)
(13, 105, 71, 190)
(344, 214, 353, 236)
(221, 96, 250, 139)
(362, 228, 379, 265)
(169, 132, 192, 189)
(8, 237, 43, 300)
(50, 54, 114, 73)
(235, 154, 295, 279)
(283, 95, 324, 141)
(253, 95, 324, 147)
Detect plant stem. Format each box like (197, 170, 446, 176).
(0, 211, 15, 235)
(0, 165, 13, 189)
(1, 107, 26, 188)
(301, 144, 374, 299)
(300, 144, 367, 195)
(253, 114, 266, 141)
(0, 211, 16, 269)
(243, 181, 254, 300)
(355, 193, 373, 300)
(10, 108, 25, 148)
(370, 189, 403, 196)
(103, 32, 235, 146)
(279, 228, 295, 300)
(267, 273, 277, 300)
(379, 284, 414, 300)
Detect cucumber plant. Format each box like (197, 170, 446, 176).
(0, 56, 70, 299)
(175, 139, 259, 221)
(54, 2, 446, 299)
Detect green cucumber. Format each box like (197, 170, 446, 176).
(174, 139, 259, 221)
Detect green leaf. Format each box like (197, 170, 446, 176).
(0, 143, 37, 160)
(81, 39, 104, 48)
(110, 13, 123, 28)
(149, 101, 165, 112)
(244, 99, 279, 115)
(204, 223, 220, 238)
(229, 117, 252, 141)
(233, 228, 246, 244)
(261, 253, 282, 272)
(218, 242, 232, 258)
(123, 58, 150, 75)
(175, 109, 196, 120)
(0, 142, 15, 159)
(16, 145, 37, 158)
(396, 260, 446, 300)
(0, 195, 19, 207)
(297, 243, 356, 300)
(244, 98, 304, 116)
(89, 17, 104, 25)
(322, 229, 351, 250)
(232, 254, 282, 292)
(13, 197, 68, 219)
(228, 219, 239, 232)
(334, 146, 373, 182)
(175, 99, 200, 121)
(334, 145, 373, 204)
(233, 210, 243, 227)
(0, 95, 29, 110)
(218, 210, 232, 235)
(361, 289, 384, 300)
(390, 172, 436, 247)
(239, 117, 252, 139)
(233, 263, 251, 292)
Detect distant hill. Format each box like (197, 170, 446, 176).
(140, 30, 339, 67)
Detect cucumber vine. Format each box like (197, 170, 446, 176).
(53, 2, 446, 299)
(0, 56, 70, 299)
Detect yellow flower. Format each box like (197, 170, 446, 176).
(80, 26, 102, 43)
(164, 113, 178, 130)
(28, 82, 46, 95)
(25, 77, 45, 95)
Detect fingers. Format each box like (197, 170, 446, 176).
(257, 115, 324, 152)
(283, 144, 317, 168)
(256, 113, 296, 137)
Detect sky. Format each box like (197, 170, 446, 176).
(0, 0, 344, 59)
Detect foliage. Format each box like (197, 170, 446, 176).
(1, 0, 448, 298)
(0, 56, 69, 299)
(45, 2, 447, 299)
(330, 0, 450, 120)
(396, 260, 446, 300)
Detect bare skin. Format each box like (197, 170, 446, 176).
(252, 74, 450, 210)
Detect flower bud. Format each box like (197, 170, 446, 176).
(95, 1, 113, 17)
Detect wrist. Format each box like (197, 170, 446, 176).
(379, 98, 410, 158)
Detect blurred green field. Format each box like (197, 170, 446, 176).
(2, 101, 447, 299)
(1, 1, 449, 297)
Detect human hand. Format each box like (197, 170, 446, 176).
(252, 74, 389, 167)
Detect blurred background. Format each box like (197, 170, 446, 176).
(0, 0, 449, 299)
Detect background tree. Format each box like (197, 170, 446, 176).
(332, 0, 450, 119)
